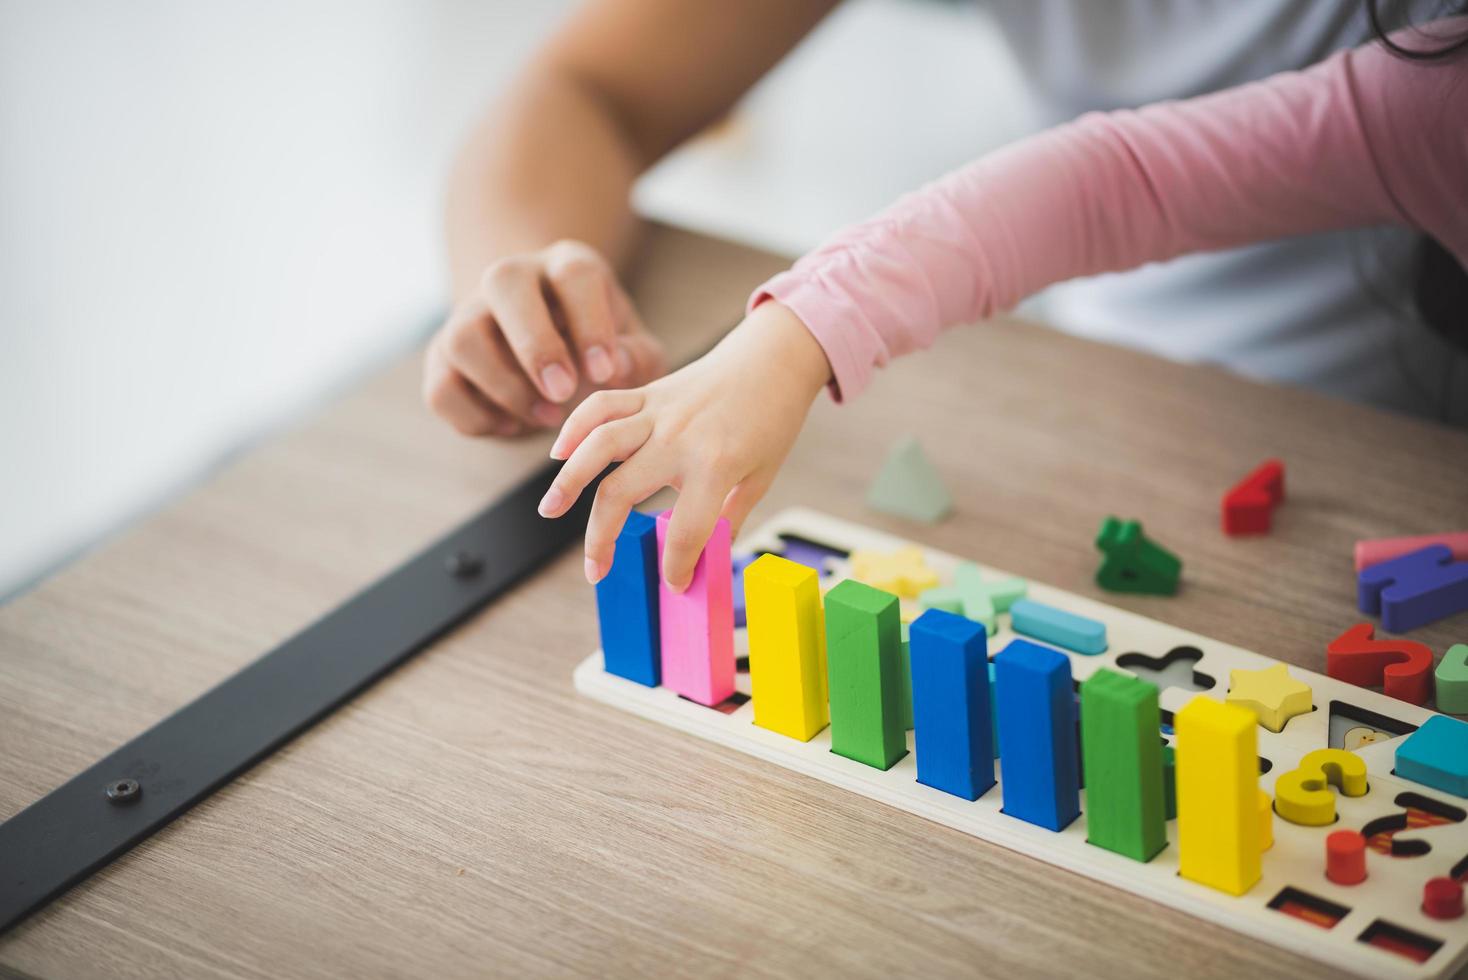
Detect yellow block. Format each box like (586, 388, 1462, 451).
(1258, 790, 1273, 851)
(849, 546, 939, 599)
(1176, 697, 1262, 896)
(745, 554, 829, 741)
(1225, 664, 1313, 733)
(1273, 748, 1369, 826)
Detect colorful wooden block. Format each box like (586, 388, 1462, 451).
(1358, 544, 1468, 633)
(1325, 623, 1434, 706)
(1161, 744, 1176, 820)
(994, 639, 1080, 831)
(1437, 644, 1468, 715)
(899, 622, 913, 730)
(1010, 599, 1107, 655)
(919, 562, 1026, 636)
(1395, 715, 1468, 798)
(1258, 790, 1273, 851)
(1080, 668, 1166, 862)
(1355, 530, 1468, 572)
(595, 510, 661, 686)
(1326, 830, 1368, 885)
(1094, 517, 1182, 595)
(988, 660, 999, 759)
(1225, 664, 1312, 733)
(1175, 697, 1262, 896)
(824, 579, 907, 770)
(849, 545, 939, 599)
(744, 554, 829, 741)
(866, 435, 952, 524)
(1222, 459, 1284, 536)
(656, 512, 735, 707)
(1273, 749, 1369, 826)
(909, 609, 993, 801)
(731, 553, 756, 628)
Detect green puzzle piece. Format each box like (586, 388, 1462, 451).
(918, 562, 1026, 636)
(1437, 644, 1468, 715)
(866, 435, 952, 524)
(1095, 516, 1182, 595)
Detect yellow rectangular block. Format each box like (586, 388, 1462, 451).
(1175, 697, 1262, 896)
(745, 554, 829, 740)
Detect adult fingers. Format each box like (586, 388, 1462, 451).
(583, 454, 671, 584)
(538, 415, 653, 519)
(661, 473, 735, 594)
(480, 257, 578, 404)
(543, 241, 619, 385)
(442, 310, 552, 428)
(550, 388, 645, 460)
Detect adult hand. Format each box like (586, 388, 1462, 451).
(424, 240, 666, 437)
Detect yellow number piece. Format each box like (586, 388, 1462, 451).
(1273, 748, 1368, 826)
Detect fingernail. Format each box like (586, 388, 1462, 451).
(585, 345, 613, 384)
(665, 574, 687, 595)
(538, 486, 565, 517)
(549, 434, 567, 460)
(532, 401, 564, 427)
(541, 363, 575, 402)
(584, 556, 601, 584)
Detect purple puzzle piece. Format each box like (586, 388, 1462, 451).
(775, 534, 847, 579)
(1358, 544, 1468, 633)
(731, 553, 757, 628)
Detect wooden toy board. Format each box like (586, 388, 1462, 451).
(573, 509, 1468, 979)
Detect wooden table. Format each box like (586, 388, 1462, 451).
(3, 225, 1466, 980)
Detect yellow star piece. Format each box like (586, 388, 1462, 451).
(1226, 664, 1313, 733)
(848, 545, 940, 599)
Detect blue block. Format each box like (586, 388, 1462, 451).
(910, 609, 994, 801)
(595, 511, 661, 686)
(1010, 599, 1107, 655)
(989, 660, 999, 759)
(1395, 715, 1468, 798)
(1358, 545, 1468, 633)
(732, 553, 757, 628)
(994, 639, 1080, 830)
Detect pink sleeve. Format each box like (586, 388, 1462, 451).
(750, 24, 1468, 402)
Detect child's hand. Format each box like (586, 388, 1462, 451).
(423, 240, 667, 437)
(537, 302, 831, 591)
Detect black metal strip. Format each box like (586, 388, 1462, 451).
(0, 458, 595, 935)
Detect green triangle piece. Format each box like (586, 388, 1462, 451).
(1095, 516, 1182, 595)
(866, 435, 952, 524)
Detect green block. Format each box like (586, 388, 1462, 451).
(1437, 644, 1468, 715)
(1095, 516, 1181, 595)
(1161, 744, 1176, 820)
(825, 579, 907, 770)
(866, 435, 952, 524)
(1080, 668, 1166, 861)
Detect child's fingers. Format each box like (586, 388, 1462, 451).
(538, 415, 653, 518)
(551, 388, 645, 460)
(582, 454, 669, 584)
(719, 470, 774, 539)
(661, 475, 732, 594)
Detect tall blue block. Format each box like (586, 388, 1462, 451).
(994, 639, 1080, 830)
(595, 510, 661, 686)
(910, 609, 994, 801)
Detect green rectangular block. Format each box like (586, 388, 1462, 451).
(824, 579, 907, 770)
(1080, 668, 1166, 862)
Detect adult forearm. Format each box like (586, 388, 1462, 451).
(445, 62, 646, 302)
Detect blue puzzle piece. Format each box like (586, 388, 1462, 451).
(1395, 715, 1468, 798)
(910, 610, 993, 801)
(994, 639, 1080, 830)
(1009, 599, 1107, 655)
(731, 553, 757, 628)
(1358, 544, 1468, 633)
(596, 511, 661, 686)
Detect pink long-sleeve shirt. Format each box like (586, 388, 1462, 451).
(751, 25, 1468, 402)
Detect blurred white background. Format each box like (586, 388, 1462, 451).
(0, 0, 1031, 599)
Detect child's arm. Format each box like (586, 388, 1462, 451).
(541, 24, 1467, 591)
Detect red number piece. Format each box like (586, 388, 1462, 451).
(1326, 623, 1434, 705)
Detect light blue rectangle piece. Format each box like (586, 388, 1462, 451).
(1009, 598, 1107, 655)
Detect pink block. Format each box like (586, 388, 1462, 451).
(1355, 532, 1468, 572)
(656, 512, 735, 707)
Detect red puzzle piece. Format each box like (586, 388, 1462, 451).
(1222, 459, 1285, 536)
(1326, 623, 1434, 705)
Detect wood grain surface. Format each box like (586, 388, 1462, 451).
(2, 224, 1467, 980)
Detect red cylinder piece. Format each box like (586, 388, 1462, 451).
(1325, 830, 1367, 885)
(1422, 877, 1464, 920)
